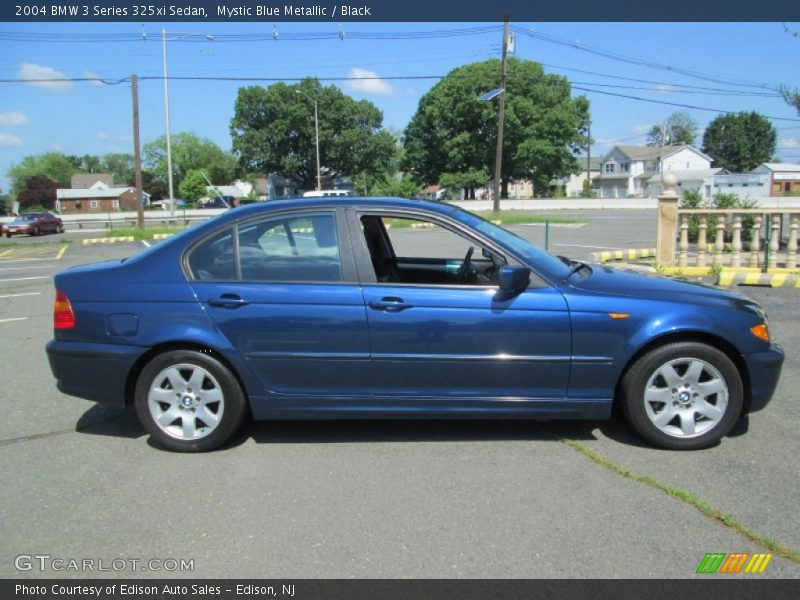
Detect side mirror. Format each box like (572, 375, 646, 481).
(499, 266, 531, 293)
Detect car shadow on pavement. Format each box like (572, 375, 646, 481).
(242, 418, 600, 446)
(75, 404, 146, 439)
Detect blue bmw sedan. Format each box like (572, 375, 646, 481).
(46, 198, 783, 452)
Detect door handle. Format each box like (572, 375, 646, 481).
(207, 294, 249, 309)
(368, 297, 413, 312)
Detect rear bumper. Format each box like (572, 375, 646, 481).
(743, 344, 785, 413)
(46, 340, 147, 407)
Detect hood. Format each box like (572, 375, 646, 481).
(566, 264, 755, 309)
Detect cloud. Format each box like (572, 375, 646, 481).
(97, 132, 109, 140)
(778, 138, 799, 149)
(20, 62, 72, 92)
(0, 111, 29, 126)
(631, 124, 652, 135)
(83, 70, 104, 86)
(654, 84, 677, 94)
(344, 68, 393, 95)
(117, 134, 133, 142)
(50, 143, 62, 151)
(0, 133, 23, 147)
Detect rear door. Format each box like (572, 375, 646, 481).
(187, 208, 371, 399)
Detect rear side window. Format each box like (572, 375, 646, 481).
(188, 228, 236, 281)
(238, 213, 342, 282)
(188, 213, 343, 283)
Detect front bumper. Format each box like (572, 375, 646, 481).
(46, 340, 147, 407)
(742, 344, 785, 413)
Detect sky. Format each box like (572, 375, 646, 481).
(1, 21, 799, 193)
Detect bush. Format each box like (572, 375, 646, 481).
(680, 190, 758, 244)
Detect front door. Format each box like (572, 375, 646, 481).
(352, 211, 571, 403)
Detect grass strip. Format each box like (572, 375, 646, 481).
(102, 227, 184, 240)
(562, 439, 800, 564)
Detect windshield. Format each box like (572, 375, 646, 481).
(20, 214, 39, 221)
(449, 206, 572, 280)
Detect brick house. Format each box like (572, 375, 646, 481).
(56, 181, 146, 214)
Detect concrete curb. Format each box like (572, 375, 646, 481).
(152, 233, 175, 240)
(589, 248, 656, 263)
(82, 237, 135, 245)
(717, 271, 800, 288)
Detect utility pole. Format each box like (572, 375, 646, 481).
(586, 120, 592, 195)
(131, 74, 145, 230)
(493, 15, 510, 212)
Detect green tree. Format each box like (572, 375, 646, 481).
(646, 112, 699, 146)
(372, 175, 421, 199)
(143, 132, 238, 186)
(701, 112, 777, 172)
(102, 153, 135, 184)
(7, 152, 77, 196)
(403, 58, 589, 199)
(178, 169, 208, 203)
(439, 169, 490, 199)
(230, 78, 397, 190)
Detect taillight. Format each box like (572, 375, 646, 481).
(54, 290, 75, 330)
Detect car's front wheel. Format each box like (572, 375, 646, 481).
(135, 350, 247, 452)
(620, 342, 743, 450)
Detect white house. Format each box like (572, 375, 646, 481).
(206, 179, 253, 200)
(595, 145, 713, 198)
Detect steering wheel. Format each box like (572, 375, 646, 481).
(455, 246, 475, 283)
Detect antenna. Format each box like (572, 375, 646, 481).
(272, 26, 278, 41)
(338, 24, 345, 41)
(140, 24, 146, 42)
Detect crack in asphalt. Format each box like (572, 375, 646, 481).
(562, 438, 800, 565)
(0, 412, 129, 447)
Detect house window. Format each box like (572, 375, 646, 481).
(112, 200, 120, 208)
(604, 163, 616, 174)
(620, 162, 629, 172)
(90, 200, 98, 209)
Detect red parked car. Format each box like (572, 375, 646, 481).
(2, 212, 64, 237)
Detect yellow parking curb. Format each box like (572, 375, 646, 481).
(589, 248, 656, 263)
(152, 233, 175, 240)
(717, 271, 800, 288)
(55, 245, 67, 260)
(82, 237, 135, 245)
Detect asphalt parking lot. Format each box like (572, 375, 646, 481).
(0, 211, 797, 579)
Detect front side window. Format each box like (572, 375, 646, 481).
(359, 215, 505, 287)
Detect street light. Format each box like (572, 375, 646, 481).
(295, 89, 322, 191)
(161, 29, 214, 217)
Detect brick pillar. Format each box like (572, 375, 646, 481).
(656, 173, 679, 267)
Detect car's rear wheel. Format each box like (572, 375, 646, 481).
(135, 350, 247, 452)
(620, 342, 743, 450)
(57, 223, 64, 233)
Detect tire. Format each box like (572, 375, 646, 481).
(620, 342, 743, 450)
(57, 224, 64, 233)
(134, 350, 247, 452)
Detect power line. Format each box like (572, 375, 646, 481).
(513, 26, 783, 93)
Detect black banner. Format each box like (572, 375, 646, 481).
(2, 0, 799, 22)
(4, 579, 800, 600)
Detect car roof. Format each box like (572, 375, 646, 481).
(226, 196, 457, 220)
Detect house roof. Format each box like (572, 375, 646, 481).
(207, 185, 248, 198)
(755, 163, 800, 173)
(646, 168, 723, 183)
(609, 144, 712, 163)
(70, 173, 112, 189)
(56, 184, 137, 200)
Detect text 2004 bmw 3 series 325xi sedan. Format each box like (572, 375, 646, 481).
(46, 198, 784, 452)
